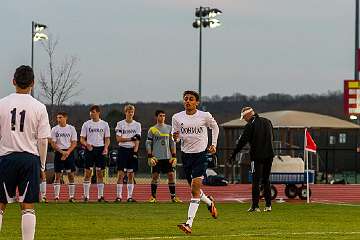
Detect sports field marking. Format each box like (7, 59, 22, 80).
(108, 231, 360, 240)
(312, 200, 360, 207)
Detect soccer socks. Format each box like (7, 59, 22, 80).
(127, 184, 134, 199)
(116, 184, 123, 199)
(0, 209, 3, 232)
(151, 183, 158, 198)
(53, 183, 60, 199)
(68, 183, 75, 199)
(186, 198, 200, 227)
(83, 181, 90, 199)
(168, 183, 176, 198)
(40, 181, 46, 199)
(200, 189, 212, 207)
(21, 209, 36, 240)
(97, 183, 104, 199)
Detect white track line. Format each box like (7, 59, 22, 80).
(108, 231, 360, 240)
(312, 200, 360, 207)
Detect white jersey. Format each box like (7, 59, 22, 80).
(0, 93, 51, 156)
(80, 119, 110, 147)
(172, 110, 219, 153)
(51, 124, 77, 150)
(115, 119, 141, 148)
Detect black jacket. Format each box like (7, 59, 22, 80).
(232, 114, 274, 162)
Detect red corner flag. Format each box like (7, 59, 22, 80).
(305, 128, 317, 153)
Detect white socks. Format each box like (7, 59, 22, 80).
(21, 209, 36, 240)
(127, 184, 134, 199)
(83, 181, 90, 199)
(186, 198, 200, 227)
(116, 184, 123, 199)
(200, 190, 212, 207)
(53, 183, 60, 199)
(40, 181, 46, 199)
(68, 183, 75, 199)
(97, 183, 104, 199)
(0, 209, 3, 232)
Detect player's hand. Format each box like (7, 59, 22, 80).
(40, 170, 46, 180)
(86, 143, 93, 151)
(148, 157, 158, 167)
(173, 131, 180, 142)
(61, 151, 69, 161)
(102, 148, 108, 155)
(169, 157, 177, 167)
(208, 145, 216, 154)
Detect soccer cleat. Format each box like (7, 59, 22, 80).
(264, 206, 272, 212)
(171, 196, 183, 203)
(68, 198, 76, 203)
(207, 196, 218, 219)
(98, 196, 108, 203)
(83, 197, 89, 203)
(127, 198, 137, 203)
(247, 207, 261, 212)
(41, 196, 48, 203)
(148, 196, 157, 203)
(114, 197, 122, 203)
(177, 223, 192, 234)
(54, 197, 59, 202)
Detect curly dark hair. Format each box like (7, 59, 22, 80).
(14, 65, 34, 89)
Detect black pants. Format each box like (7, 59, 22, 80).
(251, 158, 273, 208)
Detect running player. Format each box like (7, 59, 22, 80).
(0, 65, 51, 240)
(172, 90, 219, 234)
(50, 112, 78, 202)
(80, 105, 110, 202)
(114, 104, 141, 202)
(146, 110, 182, 203)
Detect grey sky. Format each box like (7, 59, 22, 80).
(0, 0, 355, 104)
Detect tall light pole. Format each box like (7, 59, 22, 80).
(192, 7, 222, 103)
(31, 21, 48, 96)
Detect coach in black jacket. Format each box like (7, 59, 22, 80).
(230, 107, 274, 212)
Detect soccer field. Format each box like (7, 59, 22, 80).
(0, 202, 359, 240)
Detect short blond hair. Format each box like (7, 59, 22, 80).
(124, 104, 135, 113)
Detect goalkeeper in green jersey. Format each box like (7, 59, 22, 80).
(146, 110, 182, 203)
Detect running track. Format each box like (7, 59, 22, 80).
(48, 184, 360, 203)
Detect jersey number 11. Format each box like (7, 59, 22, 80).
(11, 108, 26, 132)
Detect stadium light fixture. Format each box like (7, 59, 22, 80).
(192, 6, 222, 104)
(350, 115, 358, 120)
(31, 21, 48, 96)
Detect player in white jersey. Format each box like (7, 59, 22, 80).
(172, 90, 219, 234)
(50, 112, 78, 202)
(114, 104, 141, 202)
(80, 105, 110, 202)
(0, 65, 51, 240)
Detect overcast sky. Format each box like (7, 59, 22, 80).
(0, 0, 355, 104)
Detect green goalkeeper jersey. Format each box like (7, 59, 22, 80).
(146, 124, 175, 160)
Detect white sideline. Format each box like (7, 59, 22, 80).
(312, 200, 360, 207)
(108, 231, 360, 240)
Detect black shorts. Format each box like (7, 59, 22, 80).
(117, 146, 138, 172)
(152, 159, 175, 174)
(85, 146, 106, 170)
(0, 152, 40, 204)
(181, 151, 207, 183)
(54, 150, 76, 173)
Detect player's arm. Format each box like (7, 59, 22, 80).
(38, 138, 48, 171)
(133, 123, 141, 153)
(206, 113, 219, 154)
(80, 123, 92, 150)
(145, 128, 153, 155)
(169, 132, 177, 167)
(103, 123, 111, 155)
(171, 116, 180, 142)
(37, 106, 51, 171)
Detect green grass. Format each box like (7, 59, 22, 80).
(0, 202, 360, 240)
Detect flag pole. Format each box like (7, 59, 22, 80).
(304, 128, 310, 203)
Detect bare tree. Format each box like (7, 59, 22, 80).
(38, 35, 81, 119)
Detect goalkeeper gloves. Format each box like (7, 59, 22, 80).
(169, 153, 177, 167)
(147, 154, 158, 167)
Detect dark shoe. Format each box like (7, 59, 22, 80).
(114, 197, 122, 203)
(83, 197, 89, 203)
(98, 196, 108, 203)
(177, 223, 192, 234)
(247, 207, 261, 212)
(68, 198, 76, 203)
(264, 206, 272, 212)
(127, 198, 137, 202)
